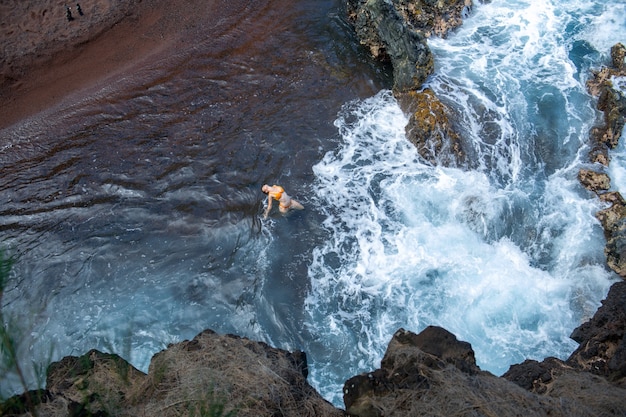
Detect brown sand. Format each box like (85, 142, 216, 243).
(0, 0, 214, 129)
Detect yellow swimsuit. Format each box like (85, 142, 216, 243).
(270, 185, 290, 209)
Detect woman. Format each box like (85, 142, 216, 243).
(262, 184, 304, 218)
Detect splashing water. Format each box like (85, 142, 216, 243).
(305, 0, 624, 405)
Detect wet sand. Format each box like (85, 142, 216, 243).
(0, 0, 218, 129)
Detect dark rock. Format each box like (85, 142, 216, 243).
(346, 0, 469, 93)
(6, 292, 626, 417)
(568, 280, 626, 386)
(347, 0, 435, 93)
(612, 42, 626, 71)
(583, 43, 626, 277)
(346, 0, 469, 166)
(503, 357, 569, 394)
(502, 281, 626, 415)
(132, 330, 343, 417)
(597, 86, 626, 150)
(578, 168, 611, 192)
(343, 326, 626, 416)
(596, 192, 626, 276)
(394, 0, 472, 38)
(400, 89, 465, 166)
(386, 326, 479, 374)
(586, 43, 626, 154)
(45, 349, 145, 416)
(0, 389, 52, 416)
(6, 332, 344, 417)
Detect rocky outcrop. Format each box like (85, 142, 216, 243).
(344, 283, 626, 416)
(346, 0, 471, 92)
(1, 330, 344, 417)
(344, 326, 626, 416)
(393, 0, 472, 39)
(4, 283, 626, 416)
(568, 280, 626, 385)
(346, 0, 470, 166)
(347, 0, 435, 93)
(587, 43, 626, 161)
(579, 43, 626, 278)
(399, 89, 465, 165)
(503, 281, 626, 406)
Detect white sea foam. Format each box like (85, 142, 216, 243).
(581, 2, 626, 55)
(307, 84, 616, 404)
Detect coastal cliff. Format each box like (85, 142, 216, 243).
(2, 281, 625, 416)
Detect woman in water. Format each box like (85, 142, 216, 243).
(262, 184, 304, 218)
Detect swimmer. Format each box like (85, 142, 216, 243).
(262, 184, 304, 218)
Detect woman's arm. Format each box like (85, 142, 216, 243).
(264, 194, 273, 219)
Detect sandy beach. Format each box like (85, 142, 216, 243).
(0, 0, 213, 129)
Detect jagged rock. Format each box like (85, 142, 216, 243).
(587, 43, 626, 154)
(597, 86, 626, 150)
(45, 350, 145, 411)
(612, 42, 626, 71)
(345, 0, 470, 93)
(346, 0, 468, 166)
(596, 192, 626, 277)
(400, 89, 465, 166)
(583, 43, 626, 277)
(597, 192, 626, 236)
(347, 0, 435, 93)
(503, 358, 626, 416)
(502, 357, 568, 394)
(503, 281, 626, 414)
(387, 326, 479, 374)
(568, 280, 626, 386)
(344, 326, 626, 417)
(132, 330, 343, 417)
(3, 330, 344, 417)
(393, 0, 472, 38)
(578, 168, 611, 192)
(5, 285, 626, 416)
(606, 227, 626, 278)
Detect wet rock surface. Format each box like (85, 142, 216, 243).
(346, 0, 435, 93)
(400, 89, 466, 166)
(346, 0, 470, 167)
(581, 43, 626, 278)
(345, 315, 626, 417)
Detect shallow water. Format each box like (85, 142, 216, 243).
(0, 0, 624, 408)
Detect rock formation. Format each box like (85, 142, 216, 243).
(344, 326, 626, 416)
(580, 43, 626, 278)
(399, 89, 465, 165)
(503, 281, 626, 409)
(0, 330, 344, 417)
(3, 283, 626, 416)
(346, 0, 470, 167)
(344, 282, 626, 416)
